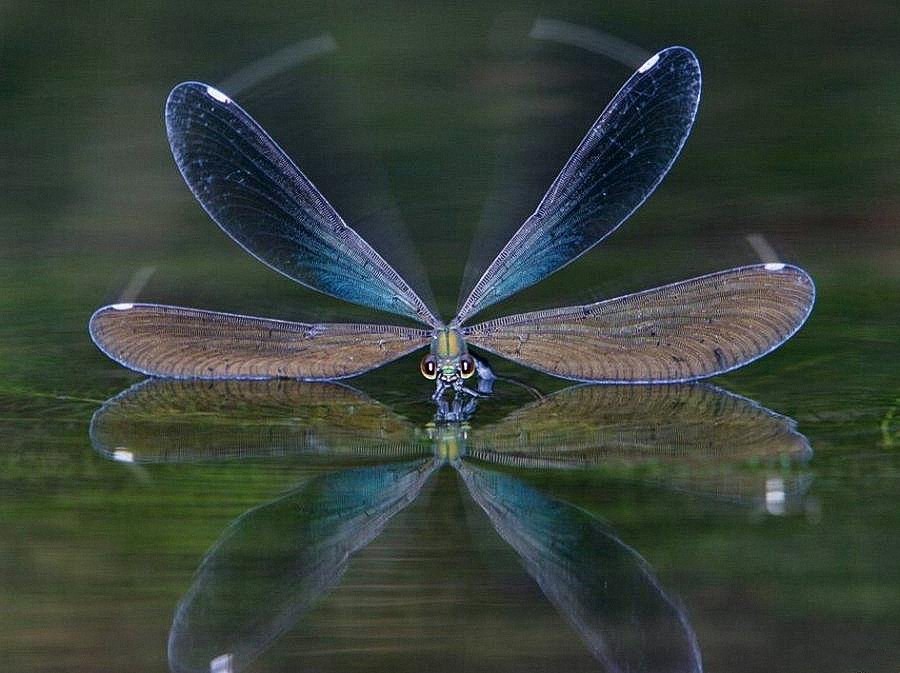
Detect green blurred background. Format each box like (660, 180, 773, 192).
(1, 2, 898, 672)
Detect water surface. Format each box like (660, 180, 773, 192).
(2, 3, 898, 672)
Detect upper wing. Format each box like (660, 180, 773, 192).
(455, 47, 701, 324)
(89, 303, 429, 379)
(463, 264, 815, 382)
(166, 82, 439, 326)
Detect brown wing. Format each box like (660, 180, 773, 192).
(465, 383, 813, 508)
(463, 264, 814, 382)
(467, 383, 811, 468)
(89, 303, 430, 379)
(90, 378, 427, 463)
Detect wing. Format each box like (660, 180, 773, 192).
(89, 303, 430, 380)
(457, 462, 702, 673)
(90, 378, 426, 464)
(465, 382, 813, 508)
(463, 264, 815, 382)
(169, 459, 438, 673)
(455, 46, 701, 324)
(166, 82, 439, 326)
(468, 383, 811, 469)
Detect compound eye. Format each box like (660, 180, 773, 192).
(459, 354, 476, 379)
(420, 354, 438, 380)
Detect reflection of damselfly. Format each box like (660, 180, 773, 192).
(92, 380, 811, 673)
(90, 46, 814, 403)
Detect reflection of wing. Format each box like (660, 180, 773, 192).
(456, 47, 700, 323)
(467, 382, 812, 507)
(166, 82, 439, 326)
(169, 459, 437, 673)
(89, 303, 429, 379)
(469, 381, 810, 466)
(464, 265, 815, 382)
(90, 378, 425, 463)
(457, 462, 701, 673)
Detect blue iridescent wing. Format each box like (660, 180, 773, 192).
(457, 462, 701, 672)
(166, 82, 439, 326)
(169, 460, 437, 673)
(463, 264, 815, 382)
(89, 303, 430, 380)
(455, 47, 701, 324)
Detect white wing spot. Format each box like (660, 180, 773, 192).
(206, 86, 231, 103)
(210, 653, 234, 673)
(112, 449, 135, 463)
(765, 477, 786, 516)
(764, 262, 786, 271)
(111, 303, 134, 310)
(638, 53, 660, 73)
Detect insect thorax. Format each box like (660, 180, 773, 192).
(430, 327, 467, 360)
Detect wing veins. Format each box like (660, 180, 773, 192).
(455, 48, 701, 324)
(90, 304, 430, 380)
(166, 82, 439, 326)
(463, 265, 814, 383)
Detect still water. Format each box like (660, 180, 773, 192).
(2, 3, 898, 672)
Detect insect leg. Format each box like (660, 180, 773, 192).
(474, 356, 496, 395)
(455, 383, 479, 398)
(432, 379, 449, 402)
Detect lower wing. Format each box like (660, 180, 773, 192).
(463, 264, 814, 382)
(89, 303, 430, 379)
(90, 379, 426, 463)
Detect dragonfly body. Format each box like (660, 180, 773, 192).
(89, 46, 815, 407)
(421, 327, 481, 400)
(430, 327, 468, 372)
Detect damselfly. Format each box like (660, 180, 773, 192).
(90, 47, 815, 401)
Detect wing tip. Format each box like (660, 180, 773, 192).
(652, 45, 702, 110)
(689, 262, 816, 378)
(88, 303, 156, 377)
(164, 81, 233, 138)
(689, 262, 816, 379)
(165, 80, 206, 110)
(639, 46, 700, 89)
(656, 45, 699, 65)
(758, 261, 817, 321)
(88, 303, 121, 350)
